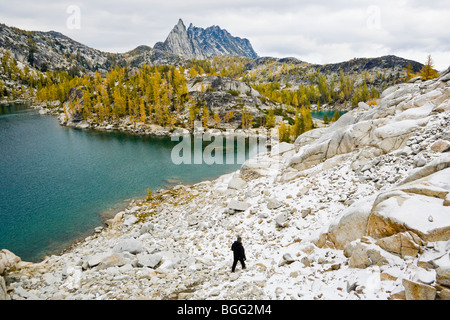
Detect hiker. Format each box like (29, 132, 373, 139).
(231, 236, 246, 272)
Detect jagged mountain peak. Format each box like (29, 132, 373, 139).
(175, 18, 186, 30)
(154, 19, 258, 60)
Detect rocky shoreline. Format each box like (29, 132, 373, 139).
(1, 68, 450, 300)
(31, 101, 281, 139)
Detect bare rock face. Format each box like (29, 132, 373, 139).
(0, 249, 21, 275)
(186, 75, 273, 122)
(344, 240, 401, 269)
(154, 19, 204, 59)
(289, 70, 450, 172)
(375, 232, 425, 258)
(403, 279, 436, 300)
(154, 19, 258, 60)
(0, 277, 9, 300)
(1, 19, 257, 76)
(308, 70, 450, 302)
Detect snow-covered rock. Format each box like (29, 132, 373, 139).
(4, 68, 450, 300)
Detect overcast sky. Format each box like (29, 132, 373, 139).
(1, 0, 449, 70)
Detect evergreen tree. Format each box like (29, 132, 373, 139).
(188, 103, 199, 128)
(420, 55, 439, 81)
(331, 111, 341, 122)
(202, 106, 210, 129)
(278, 122, 291, 143)
(146, 188, 153, 201)
(300, 106, 314, 132)
(405, 63, 414, 81)
(241, 107, 254, 130)
(290, 113, 304, 140)
(112, 89, 126, 118)
(265, 109, 276, 128)
(139, 99, 147, 123)
(212, 112, 221, 128)
(224, 111, 234, 123)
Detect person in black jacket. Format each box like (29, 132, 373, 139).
(231, 236, 246, 272)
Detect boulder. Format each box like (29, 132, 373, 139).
(438, 288, 450, 300)
(375, 231, 425, 258)
(113, 238, 142, 255)
(275, 212, 289, 228)
(136, 253, 162, 269)
(227, 177, 247, 190)
(87, 253, 109, 268)
(344, 240, 402, 269)
(0, 277, 9, 300)
(289, 99, 432, 171)
(367, 191, 450, 242)
(440, 69, 450, 82)
(431, 139, 450, 153)
(0, 249, 21, 275)
(437, 266, 450, 288)
(122, 215, 138, 227)
(413, 153, 427, 167)
(326, 197, 375, 249)
(228, 199, 251, 211)
(61, 265, 82, 291)
(410, 89, 442, 108)
(403, 279, 436, 300)
(288, 112, 359, 171)
(395, 102, 435, 121)
(411, 268, 436, 285)
(434, 252, 450, 288)
(282, 253, 295, 264)
(139, 222, 154, 235)
(241, 158, 273, 171)
(75, 120, 90, 129)
(105, 211, 124, 228)
(368, 167, 450, 242)
(400, 154, 450, 184)
(97, 253, 130, 270)
(267, 198, 283, 210)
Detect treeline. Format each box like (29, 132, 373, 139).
(252, 70, 381, 109)
(33, 59, 265, 131)
(36, 64, 191, 129)
(6, 47, 436, 143)
(0, 50, 76, 100)
(186, 56, 251, 79)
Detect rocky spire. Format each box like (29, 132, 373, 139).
(153, 19, 258, 59)
(153, 18, 204, 59)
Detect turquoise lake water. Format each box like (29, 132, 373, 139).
(0, 103, 259, 262)
(310, 110, 343, 120)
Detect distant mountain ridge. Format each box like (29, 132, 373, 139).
(0, 20, 422, 80)
(154, 19, 258, 60)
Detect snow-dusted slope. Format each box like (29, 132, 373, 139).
(1, 67, 450, 300)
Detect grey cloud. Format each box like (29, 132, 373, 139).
(0, 0, 449, 69)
